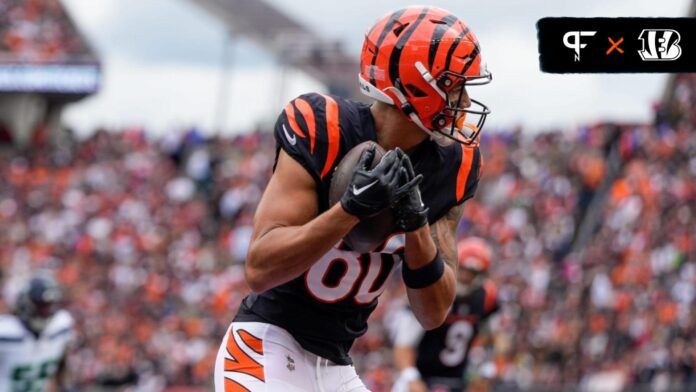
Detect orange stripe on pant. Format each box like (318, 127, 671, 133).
(237, 329, 263, 355)
(225, 377, 252, 392)
(224, 329, 265, 383)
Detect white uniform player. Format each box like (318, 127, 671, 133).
(0, 273, 74, 392)
(0, 311, 74, 392)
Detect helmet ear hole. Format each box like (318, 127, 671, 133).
(433, 114, 448, 128)
(437, 75, 454, 91)
(405, 84, 428, 98)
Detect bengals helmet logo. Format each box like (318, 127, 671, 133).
(637, 29, 682, 61)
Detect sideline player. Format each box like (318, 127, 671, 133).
(391, 238, 499, 392)
(0, 273, 74, 391)
(215, 6, 492, 391)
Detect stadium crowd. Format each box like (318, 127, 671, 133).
(0, 0, 91, 62)
(0, 74, 694, 391)
(455, 74, 694, 392)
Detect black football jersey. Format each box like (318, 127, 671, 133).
(416, 280, 499, 391)
(235, 93, 482, 365)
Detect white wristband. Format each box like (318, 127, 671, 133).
(399, 367, 421, 383)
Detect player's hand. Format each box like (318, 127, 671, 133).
(392, 148, 428, 232)
(340, 147, 404, 219)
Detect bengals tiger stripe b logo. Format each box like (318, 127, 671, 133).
(637, 29, 682, 61)
(223, 329, 265, 392)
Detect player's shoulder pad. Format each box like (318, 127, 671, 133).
(44, 310, 75, 340)
(451, 143, 483, 205)
(275, 92, 356, 181)
(0, 314, 26, 342)
(482, 279, 499, 315)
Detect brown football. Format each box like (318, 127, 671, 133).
(329, 141, 396, 253)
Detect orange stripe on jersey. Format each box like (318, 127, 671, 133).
(224, 378, 251, 392)
(320, 94, 340, 178)
(224, 329, 265, 381)
(456, 146, 475, 201)
(483, 280, 498, 314)
(284, 102, 306, 138)
(294, 98, 316, 153)
(237, 329, 263, 355)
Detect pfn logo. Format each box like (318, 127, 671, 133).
(563, 31, 597, 61)
(638, 29, 682, 61)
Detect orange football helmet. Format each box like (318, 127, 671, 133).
(359, 6, 491, 145)
(457, 237, 492, 273)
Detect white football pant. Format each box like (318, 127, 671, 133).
(215, 322, 370, 392)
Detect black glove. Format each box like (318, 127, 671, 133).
(341, 148, 411, 219)
(392, 148, 428, 232)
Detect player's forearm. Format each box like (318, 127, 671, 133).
(403, 226, 456, 329)
(406, 269, 455, 329)
(403, 224, 437, 269)
(246, 203, 359, 292)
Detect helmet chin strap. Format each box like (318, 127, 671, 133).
(383, 86, 439, 140)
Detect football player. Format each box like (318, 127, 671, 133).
(215, 6, 492, 391)
(391, 237, 499, 392)
(0, 272, 74, 392)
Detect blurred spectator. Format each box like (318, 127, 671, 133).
(0, 128, 273, 389)
(0, 0, 92, 63)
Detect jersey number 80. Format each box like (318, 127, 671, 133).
(304, 236, 404, 304)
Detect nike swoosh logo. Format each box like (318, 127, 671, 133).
(352, 179, 379, 195)
(282, 124, 297, 145)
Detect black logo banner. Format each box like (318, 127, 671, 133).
(537, 17, 696, 73)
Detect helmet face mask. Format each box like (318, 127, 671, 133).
(22, 299, 57, 332)
(359, 6, 492, 144)
(434, 71, 492, 145)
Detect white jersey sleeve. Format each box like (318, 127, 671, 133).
(0, 314, 28, 390)
(386, 307, 425, 348)
(0, 311, 74, 392)
(43, 310, 75, 343)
